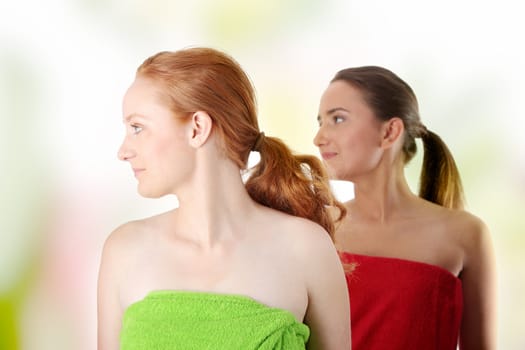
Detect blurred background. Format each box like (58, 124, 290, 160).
(1, 0, 523, 348)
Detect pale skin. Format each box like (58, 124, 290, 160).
(97, 77, 351, 350)
(314, 80, 497, 350)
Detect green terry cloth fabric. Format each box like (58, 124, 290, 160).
(120, 290, 310, 350)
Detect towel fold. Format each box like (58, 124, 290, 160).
(120, 290, 309, 350)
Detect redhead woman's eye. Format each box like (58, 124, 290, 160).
(131, 124, 143, 134)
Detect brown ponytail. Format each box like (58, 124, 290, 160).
(419, 129, 465, 209)
(332, 66, 465, 210)
(137, 47, 345, 236)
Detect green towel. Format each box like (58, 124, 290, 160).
(120, 290, 310, 349)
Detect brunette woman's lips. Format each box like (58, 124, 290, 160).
(321, 152, 337, 160)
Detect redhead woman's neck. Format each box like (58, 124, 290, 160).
(172, 156, 258, 250)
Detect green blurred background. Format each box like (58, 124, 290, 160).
(1, 0, 523, 349)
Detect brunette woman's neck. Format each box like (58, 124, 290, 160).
(350, 163, 416, 223)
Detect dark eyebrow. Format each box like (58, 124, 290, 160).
(326, 107, 350, 114)
(317, 107, 350, 123)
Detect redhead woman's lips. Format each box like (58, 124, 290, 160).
(321, 152, 337, 160)
(133, 168, 145, 177)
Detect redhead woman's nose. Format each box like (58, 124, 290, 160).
(117, 141, 134, 161)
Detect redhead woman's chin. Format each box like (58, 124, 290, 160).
(137, 185, 162, 199)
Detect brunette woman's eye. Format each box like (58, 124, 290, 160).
(333, 116, 345, 124)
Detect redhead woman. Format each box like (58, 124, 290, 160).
(97, 47, 351, 350)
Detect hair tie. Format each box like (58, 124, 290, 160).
(419, 124, 429, 138)
(252, 132, 265, 152)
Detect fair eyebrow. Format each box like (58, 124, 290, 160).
(123, 113, 147, 123)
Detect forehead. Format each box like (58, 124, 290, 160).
(319, 81, 374, 119)
(320, 80, 367, 108)
(123, 77, 164, 105)
(122, 77, 171, 119)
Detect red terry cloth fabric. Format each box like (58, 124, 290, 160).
(339, 251, 463, 350)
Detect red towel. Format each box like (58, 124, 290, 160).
(339, 252, 463, 350)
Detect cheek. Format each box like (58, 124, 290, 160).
(153, 143, 179, 172)
(341, 134, 383, 166)
(156, 137, 194, 173)
(345, 127, 382, 151)
(151, 129, 186, 157)
(341, 132, 367, 152)
(153, 137, 174, 155)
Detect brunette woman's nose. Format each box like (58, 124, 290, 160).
(313, 127, 326, 147)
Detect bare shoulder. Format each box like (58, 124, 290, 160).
(103, 219, 147, 255)
(451, 210, 493, 265)
(428, 205, 493, 259)
(419, 200, 488, 234)
(101, 211, 171, 265)
(278, 212, 335, 250)
(253, 206, 335, 256)
(441, 208, 490, 242)
(266, 212, 341, 276)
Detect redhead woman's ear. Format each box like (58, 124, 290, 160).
(189, 111, 213, 148)
(381, 117, 404, 149)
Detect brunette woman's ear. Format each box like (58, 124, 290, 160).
(380, 117, 404, 149)
(189, 111, 213, 148)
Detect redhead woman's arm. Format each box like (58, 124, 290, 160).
(459, 215, 497, 350)
(302, 227, 351, 350)
(97, 228, 126, 350)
